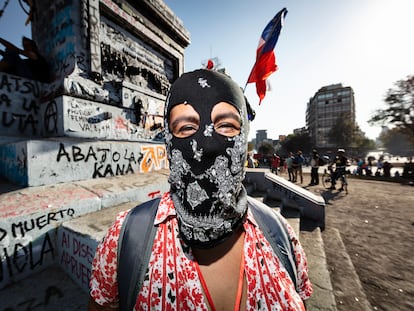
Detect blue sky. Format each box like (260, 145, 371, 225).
(1, 1, 413, 141)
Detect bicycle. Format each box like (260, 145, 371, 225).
(321, 166, 348, 194)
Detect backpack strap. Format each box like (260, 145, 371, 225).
(247, 196, 298, 291)
(117, 196, 298, 311)
(117, 197, 161, 311)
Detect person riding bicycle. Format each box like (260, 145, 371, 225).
(329, 148, 348, 191)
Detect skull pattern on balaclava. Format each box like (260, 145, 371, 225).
(164, 69, 250, 248)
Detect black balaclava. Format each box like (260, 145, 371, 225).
(164, 69, 250, 249)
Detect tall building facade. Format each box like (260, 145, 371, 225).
(306, 83, 356, 149)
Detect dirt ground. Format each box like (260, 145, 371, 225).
(305, 176, 414, 311)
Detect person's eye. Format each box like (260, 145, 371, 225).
(173, 123, 199, 137)
(214, 121, 240, 137)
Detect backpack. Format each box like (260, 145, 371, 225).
(117, 196, 298, 311)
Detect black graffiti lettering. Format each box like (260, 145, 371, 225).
(1, 234, 56, 278)
(0, 74, 13, 92)
(1, 112, 39, 133)
(24, 218, 35, 233)
(93, 163, 104, 178)
(13, 243, 28, 273)
(97, 148, 109, 162)
(72, 146, 85, 162)
(112, 151, 120, 162)
(23, 113, 38, 134)
(85, 146, 97, 162)
(125, 163, 134, 174)
(103, 164, 114, 177)
(2, 111, 15, 127)
(0, 227, 7, 242)
(36, 215, 48, 230)
(11, 209, 76, 238)
(17, 297, 42, 310)
(0, 93, 11, 106)
(56, 143, 70, 162)
(9, 76, 22, 93)
(44, 285, 64, 305)
(3, 285, 64, 310)
(11, 222, 25, 238)
(21, 80, 40, 97)
(30, 233, 54, 269)
(22, 98, 40, 114)
(123, 149, 137, 163)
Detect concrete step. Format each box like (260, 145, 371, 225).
(321, 228, 372, 311)
(300, 228, 337, 311)
(0, 171, 169, 289)
(57, 200, 141, 293)
(0, 265, 88, 311)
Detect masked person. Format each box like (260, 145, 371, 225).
(88, 69, 312, 311)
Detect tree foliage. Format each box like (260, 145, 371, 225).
(257, 142, 275, 156)
(328, 112, 355, 148)
(369, 75, 414, 142)
(379, 127, 414, 156)
(328, 112, 375, 155)
(280, 132, 312, 155)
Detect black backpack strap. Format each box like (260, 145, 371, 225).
(247, 196, 298, 291)
(117, 197, 161, 311)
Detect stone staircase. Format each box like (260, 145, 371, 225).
(0, 169, 376, 311)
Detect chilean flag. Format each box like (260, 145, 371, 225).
(247, 8, 288, 104)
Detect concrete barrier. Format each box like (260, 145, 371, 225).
(244, 168, 325, 230)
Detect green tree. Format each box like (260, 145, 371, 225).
(369, 75, 414, 143)
(280, 132, 312, 155)
(257, 142, 275, 156)
(379, 127, 414, 156)
(328, 112, 355, 148)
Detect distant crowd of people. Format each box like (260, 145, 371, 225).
(247, 148, 414, 187)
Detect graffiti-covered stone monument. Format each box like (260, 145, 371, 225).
(0, 0, 189, 186)
(0, 0, 189, 291)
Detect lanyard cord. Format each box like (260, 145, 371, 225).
(195, 252, 245, 311)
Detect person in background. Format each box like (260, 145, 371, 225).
(286, 152, 294, 182)
(329, 148, 348, 190)
(88, 69, 312, 310)
(293, 150, 305, 184)
(309, 149, 320, 186)
(271, 153, 280, 174)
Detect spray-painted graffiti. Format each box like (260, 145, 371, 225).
(0, 232, 54, 284)
(0, 74, 42, 135)
(0, 207, 77, 286)
(0, 285, 64, 311)
(89, 0, 101, 76)
(55, 142, 167, 180)
(0, 144, 27, 185)
(39, 0, 76, 79)
(140, 145, 168, 173)
(59, 229, 94, 288)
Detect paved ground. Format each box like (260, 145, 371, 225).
(295, 173, 414, 311)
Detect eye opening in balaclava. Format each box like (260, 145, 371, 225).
(164, 69, 251, 249)
(169, 101, 242, 139)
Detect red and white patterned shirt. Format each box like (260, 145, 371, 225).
(90, 192, 313, 310)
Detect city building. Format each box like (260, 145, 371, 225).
(306, 83, 356, 149)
